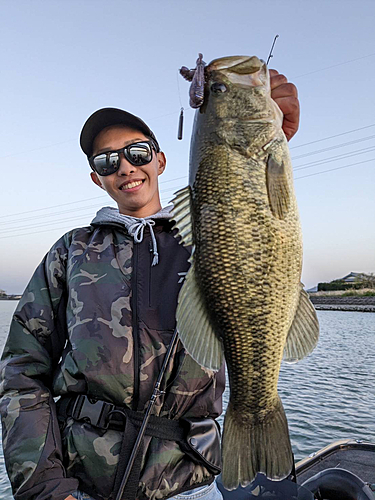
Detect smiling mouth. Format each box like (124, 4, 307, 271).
(119, 180, 144, 191)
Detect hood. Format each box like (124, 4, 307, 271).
(90, 205, 173, 267)
(91, 205, 173, 227)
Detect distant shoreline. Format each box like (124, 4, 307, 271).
(2, 295, 374, 311)
(309, 294, 375, 313)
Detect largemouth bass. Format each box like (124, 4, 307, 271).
(172, 55, 319, 489)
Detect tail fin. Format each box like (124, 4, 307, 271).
(221, 396, 293, 490)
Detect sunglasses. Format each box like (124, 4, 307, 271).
(89, 140, 158, 176)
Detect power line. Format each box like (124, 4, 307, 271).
(1, 212, 111, 234)
(0, 225, 85, 240)
(0, 203, 113, 226)
(291, 52, 375, 80)
(1, 185, 182, 233)
(0, 175, 188, 221)
(1, 157, 372, 241)
(2, 132, 372, 229)
(290, 123, 375, 150)
(1, 125, 373, 227)
(0, 181, 185, 231)
(294, 145, 375, 171)
(0, 196, 107, 219)
(291, 135, 375, 160)
(0, 139, 76, 160)
(1, 144, 372, 230)
(294, 157, 375, 180)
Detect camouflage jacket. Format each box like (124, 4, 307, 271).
(0, 218, 225, 500)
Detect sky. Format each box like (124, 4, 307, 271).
(0, 0, 374, 294)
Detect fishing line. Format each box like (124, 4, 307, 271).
(176, 69, 185, 140)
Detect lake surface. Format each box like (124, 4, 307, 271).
(0, 301, 374, 498)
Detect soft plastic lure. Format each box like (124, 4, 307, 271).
(180, 53, 206, 109)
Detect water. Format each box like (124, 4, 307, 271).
(0, 302, 374, 498)
(0, 301, 17, 499)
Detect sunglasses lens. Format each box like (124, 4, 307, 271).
(92, 152, 120, 175)
(126, 143, 152, 165)
(90, 142, 153, 175)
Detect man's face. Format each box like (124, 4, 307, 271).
(90, 125, 166, 217)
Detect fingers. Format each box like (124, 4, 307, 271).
(269, 70, 298, 97)
(271, 81, 298, 99)
(269, 69, 300, 141)
(272, 95, 300, 119)
(269, 70, 287, 89)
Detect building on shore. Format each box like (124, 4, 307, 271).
(317, 272, 374, 292)
(0, 289, 22, 300)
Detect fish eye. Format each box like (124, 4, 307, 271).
(211, 82, 227, 93)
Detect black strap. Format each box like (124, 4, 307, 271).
(112, 416, 144, 500)
(57, 394, 185, 441)
(57, 395, 220, 500)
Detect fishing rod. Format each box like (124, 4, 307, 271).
(267, 34, 279, 65)
(115, 327, 180, 500)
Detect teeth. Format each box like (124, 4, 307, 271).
(121, 180, 143, 190)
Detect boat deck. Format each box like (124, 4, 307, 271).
(296, 440, 375, 486)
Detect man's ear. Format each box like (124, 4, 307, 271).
(157, 152, 166, 175)
(91, 171, 104, 189)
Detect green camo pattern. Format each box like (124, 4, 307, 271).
(0, 225, 224, 500)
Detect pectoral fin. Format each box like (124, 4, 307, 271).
(284, 285, 320, 363)
(171, 186, 193, 247)
(266, 156, 291, 220)
(176, 260, 224, 371)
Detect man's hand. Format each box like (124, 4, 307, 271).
(269, 69, 299, 141)
(64, 496, 76, 500)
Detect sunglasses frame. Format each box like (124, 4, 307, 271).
(89, 140, 159, 176)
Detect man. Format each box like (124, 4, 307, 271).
(0, 70, 299, 500)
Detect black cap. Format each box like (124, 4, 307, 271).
(80, 107, 160, 157)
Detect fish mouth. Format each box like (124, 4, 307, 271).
(207, 56, 268, 88)
(208, 56, 265, 73)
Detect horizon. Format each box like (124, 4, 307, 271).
(2, 270, 374, 298)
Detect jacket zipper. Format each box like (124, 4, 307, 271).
(132, 241, 140, 411)
(148, 240, 153, 308)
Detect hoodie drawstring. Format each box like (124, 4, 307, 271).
(127, 219, 159, 266)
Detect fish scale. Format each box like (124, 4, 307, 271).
(173, 54, 319, 489)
